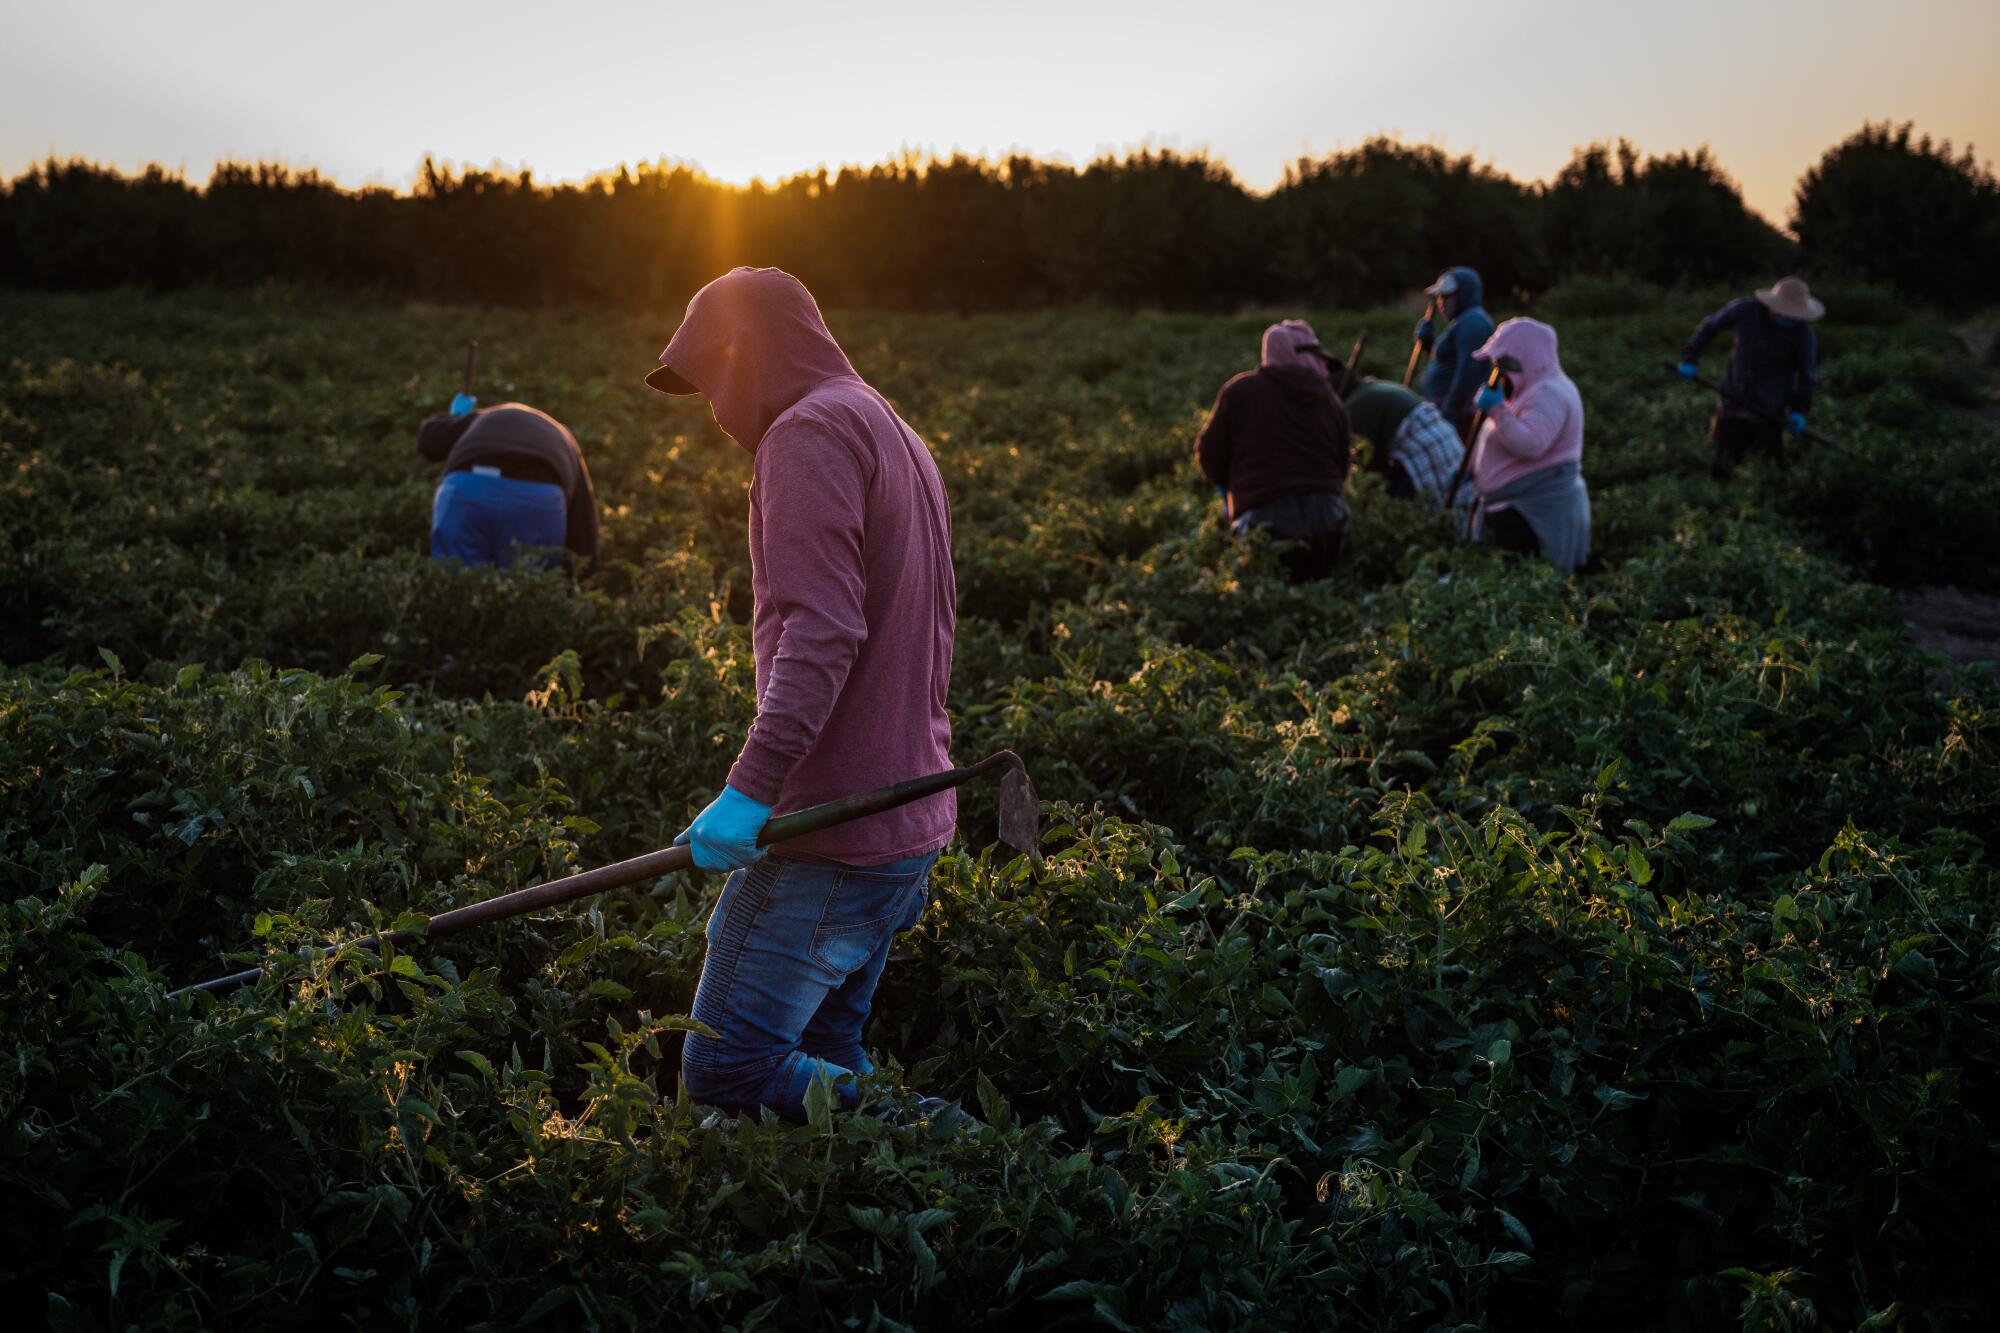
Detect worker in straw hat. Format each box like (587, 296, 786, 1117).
(1675, 276, 1824, 473)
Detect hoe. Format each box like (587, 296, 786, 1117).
(1664, 360, 1843, 451)
(170, 752, 1040, 999)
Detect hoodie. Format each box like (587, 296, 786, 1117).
(1418, 267, 1496, 428)
(1468, 318, 1585, 495)
(1468, 319, 1591, 573)
(1196, 321, 1351, 516)
(656, 268, 956, 864)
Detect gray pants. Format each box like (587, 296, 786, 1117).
(1231, 492, 1348, 582)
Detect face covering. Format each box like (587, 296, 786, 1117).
(1774, 314, 1798, 330)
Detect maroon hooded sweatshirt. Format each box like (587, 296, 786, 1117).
(1196, 321, 1351, 517)
(655, 268, 956, 864)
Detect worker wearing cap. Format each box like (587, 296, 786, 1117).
(647, 266, 962, 1125)
(417, 397, 598, 569)
(1196, 319, 1353, 581)
(1675, 276, 1823, 472)
(1414, 266, 1496, 438)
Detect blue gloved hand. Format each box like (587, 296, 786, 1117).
(1413, 318, 1433, 343)
(1473, 384, 1505, 413)
(1676, 361, 1699, 381)
(449, 392, 477, 417)
(675, 785, 773, 871)
(1786, 411, 1807, 437)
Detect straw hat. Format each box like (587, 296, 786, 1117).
(1755, 276, 1825, 322)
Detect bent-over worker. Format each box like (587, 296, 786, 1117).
(648, 267, 960, 1124)
(1341, 374, 1467, 510)
(1196, 319, 1353, 581)
(418, 399, 598, 569)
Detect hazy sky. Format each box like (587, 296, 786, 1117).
(5, 0, 1995, 225)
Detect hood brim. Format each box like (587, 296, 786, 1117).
(645, 362, 699, 395)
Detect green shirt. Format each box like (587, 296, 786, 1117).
(1343, 378, 1423, 448)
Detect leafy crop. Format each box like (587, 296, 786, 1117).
(1, 288, 1996, 1329)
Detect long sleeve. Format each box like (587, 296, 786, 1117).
(1195, 382, 1234, 489)
(1791, 328, 1818, 413)
(1442, 349, 1486, 425)
(416, 411, 473, 464)
(1681, 301, 1742, 364)
(565, 454, 600, 566)
(1448, 312, 1496, 420)
(1483, 385, 1570, 462)
(726, 427, 871, 805)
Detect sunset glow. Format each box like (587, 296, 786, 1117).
(5, 1, 1997, 224)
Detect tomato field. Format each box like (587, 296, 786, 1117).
(3, 284, 1997, 1329)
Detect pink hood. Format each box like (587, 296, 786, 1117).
(1476, 317, 1562, 393)
(1260, 319, 1330, 383)
(656, 267, 861, 450)
(1468, 317, 1584, 495)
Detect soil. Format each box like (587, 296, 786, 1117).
(1898, 585, 2000, 676)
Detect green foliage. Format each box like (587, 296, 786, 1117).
(1543, 141, 1793, 289)
(3, 125, 1817, 312)
(1794, 122, 2000, 309)
(1, 290, 1996, 1328)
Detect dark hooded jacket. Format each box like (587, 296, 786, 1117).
(416, 403, 598, 564)
(1196, 365, 1352, 516)
(1419, 266, 1496, 428)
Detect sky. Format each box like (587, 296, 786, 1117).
(4, 0, 1996, 226)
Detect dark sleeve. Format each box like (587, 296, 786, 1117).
(1195, 381, 1234, 489)
(1442, 339, 1488, 424)
(565, 454, 600, 566)
(1681, 301, 1742, 363)
(417, 412, 474, 464)
(1792, 328, 1818, 413)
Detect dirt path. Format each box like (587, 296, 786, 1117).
(1898, 585, 2000, 675)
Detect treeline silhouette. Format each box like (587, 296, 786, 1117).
(1, 124, 1990, 311)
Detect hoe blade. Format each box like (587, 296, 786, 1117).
(997, 759, 1041, 860)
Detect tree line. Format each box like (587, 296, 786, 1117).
(0, 123, 1992, 312)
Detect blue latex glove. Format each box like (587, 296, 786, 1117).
(1473, 384, 1505, 413)
(449, 392, 478, 417)
(1413, 318, 1433, 343)
(1675, 361, 1700, 381)
(675, 785, 773, 871)
(1786, 411, 1807, 437)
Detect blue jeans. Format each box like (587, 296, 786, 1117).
(430, 471, 566, 569)
(681, 851, 939, 1120)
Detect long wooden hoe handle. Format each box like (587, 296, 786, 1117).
(170, 751, 1036, 1000)
(1663, 361, 1841, 450)
(1401, 298, 1436, 389)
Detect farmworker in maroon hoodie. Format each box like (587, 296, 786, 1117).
(644, 267, 965, 1125)
(1461, 317, 1592, 574)
(1195, 320, 1353, 581)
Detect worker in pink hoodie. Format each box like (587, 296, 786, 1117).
(645, 267, 962, 1124)
(1462, 317, 1592, 574)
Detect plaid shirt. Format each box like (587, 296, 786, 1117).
(1392, 401, 1466, 507)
